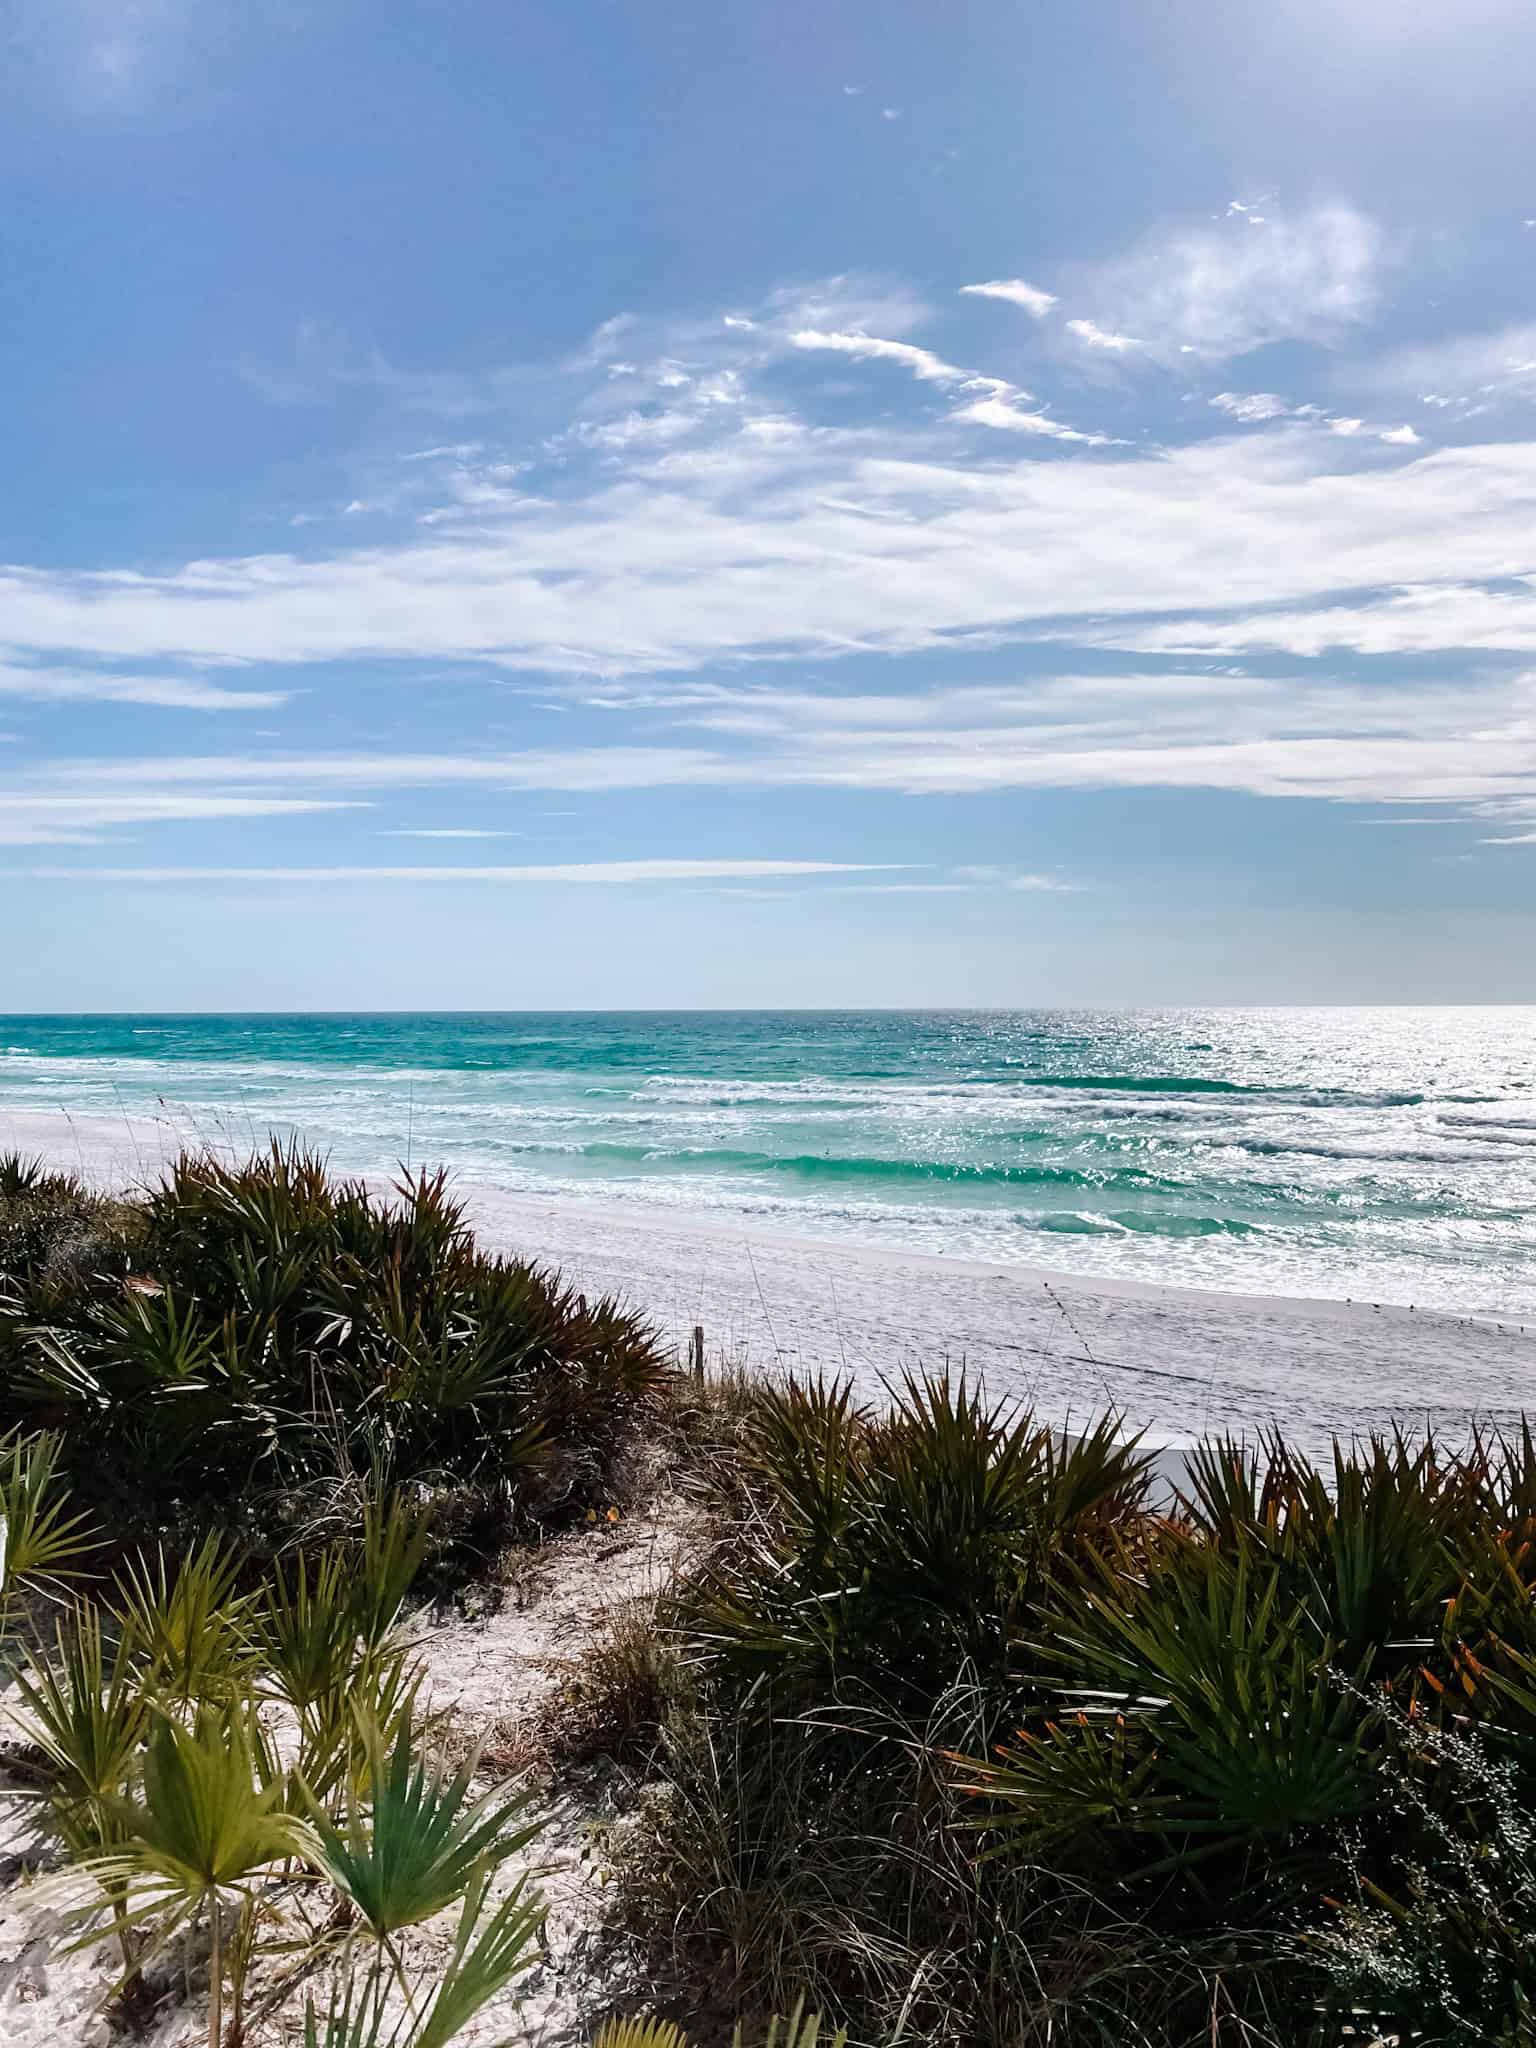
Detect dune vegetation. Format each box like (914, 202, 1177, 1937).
(2, 1144, 1534, 2046)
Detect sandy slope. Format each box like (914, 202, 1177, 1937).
(0, 1497, 692, 2047)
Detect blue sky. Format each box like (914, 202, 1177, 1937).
(5, 0, 1536, 1007)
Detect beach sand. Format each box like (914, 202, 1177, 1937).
(5, 1105, 1534, 1465)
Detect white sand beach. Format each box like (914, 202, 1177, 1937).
(6, 1105, 1534, 1466)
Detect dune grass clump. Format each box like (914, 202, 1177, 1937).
(0, 1141, 669, 1553)
(626, 1374, 1536, 2046)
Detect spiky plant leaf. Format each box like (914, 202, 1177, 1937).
(352, 1491, 433, 1656)
(295, 1646, 427, 1817)
(593, 2021, 691, 2048)
(300, 1865, 544, 2048)
(757, 2003, 849, 2048)
(97, 1697, 313, 1907)
(259, 1546, 365, 1715)
(0, 1426, 98, 1611)
(115, 1532, 261, 1705)
(0, 1150, 46, 1197)
(12, 1604, 151, 1851)
(304, 1708, 544, 1941)
(408, 1862, 545, 2048)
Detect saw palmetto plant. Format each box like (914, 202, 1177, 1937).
(73, 1698, 318, 2048)
(300, 1864, 546, 2048)
(114, 1531, 263, 1707)
(304, 1709, 545, 1962)
(0, 1424, 98, 1619)
(592, 2001, 851, 2048)
(12, 1602, 153, 1975)
(13, 1604, 151, 1840)
(1, 1140, 667, 1544)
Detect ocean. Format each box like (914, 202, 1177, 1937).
(2, 1009, 1533, 1319)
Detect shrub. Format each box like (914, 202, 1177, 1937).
(680, 1372, 1149, 1713)
(0, 1141, 669, 1549)
(642, 1374, 1536, 2045)
(1312, 1709, 1536, 2045)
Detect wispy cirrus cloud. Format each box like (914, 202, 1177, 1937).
(19, 858, 910, 885)
(1360, 321, 1536, 406)
(1, 427, 1522, 685)
(787, 327, 984, 387)
(960, 278, 1058, 317)
(949, 395, 1108, 442)
(1065, 317, 1142, 354)
(1072, 202, 1381, 363)
(0, 793, 360, 847)
(1210, 391, 1291, 422)
(0, 662, 287, 710)
(25, 667, 1536, 813)
(8, 232, 1536, 853)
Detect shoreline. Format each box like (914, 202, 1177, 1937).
(5, 1104, 1535, 1461)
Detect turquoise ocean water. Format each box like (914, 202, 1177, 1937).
(1, 1009, 1533, 1318)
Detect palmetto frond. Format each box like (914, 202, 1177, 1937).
(114, 1531, 262, 1705)
(300, 1863, 543, 2047)
(0, 1425, 98, 1614)
(12, 1603, 150, 1852)
(304, 1709, 544, 1942)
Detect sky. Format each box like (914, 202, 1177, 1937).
(4, 0, 1536, 1008)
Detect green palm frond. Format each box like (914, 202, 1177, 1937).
(352, 1491, 433, 1656)
(74, 1698, 317, 2048)
(97, 1698, 312, 1909)
(593, 2003, 851, 2048)
(115, 1531, 261, 1705)
(0, 1150, 46, 1197)
(295, 1645, 427, 1817)
(0, 1426, 98, 1612)
(12, 1604, 151, 1851)
(300, 1863, 544, 2048)
(305, 1709, 544, 1943)
(259, 1545, 365, 1715)
(741, 2002, 850, 2048)
(995, 1536, 1381, 1858)
(406, 1862, 545, 2048)
(593, 2021, 691, 2048)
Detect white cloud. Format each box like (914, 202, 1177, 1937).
(1366, 322, 1536, 403)
(403, 443, 483, 463)
(950, 863, 1077, 889)
(1379, 424, 1421, 445)
(960, 279, 1058, 318)
(0, 662, 287, 710)
(1089, 585, 1536, 660)
(0, 793, 359, 846)
(21, 858, 910, 885)
(950, 396, 1106, 443)
(12, 428, 1536, 687)
(570, 409, 700, 450)
(788, 328, 972, 385)
(1066, 318, 1142, 353)
(1210, 392, 1290, 423)
(1076, 203, 1380, 363)
(30, 666, 1536, 815)
(42, 748, 730, 792)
